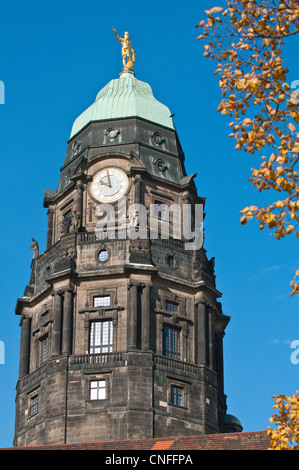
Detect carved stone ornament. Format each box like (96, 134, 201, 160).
(72, 141, 81, 157)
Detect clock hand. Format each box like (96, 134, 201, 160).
(99, 171, 112, 188)
(99, 179, 110, 188)
(106, 170, 112, 188)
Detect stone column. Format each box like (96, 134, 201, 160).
(215, 330, 224, 394)
(46, 209, 54, 250)
(141, 285, 151, 351)
(195, 302, 207, 365)
(128, 283, 138, 350)
(19, 315, 31, 378)
(76, 183, 84, 228)
(134, 175, 141, 205)
(52, 291, 63, 357)
(208, 309, 214, 369)
(62, 288, 73, 355)
(182, 321, 188, 362)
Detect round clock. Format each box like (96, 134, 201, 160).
(91, 168, 129, 203)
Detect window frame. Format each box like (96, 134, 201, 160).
(165, 300, 178, 314)
(167, 380, 188, 409)
(153, 200, 168, 220)
(89, 320, 113, 355)
(29, 394, 39, 417)
(170, 384, 184, 407)
(89, 379, 107, 401)
(40, 335, 49, 365)
(93, 295, 111, 307)
(163, 324, 180, 360)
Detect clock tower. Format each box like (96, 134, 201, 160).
(14, 36, 241, 446)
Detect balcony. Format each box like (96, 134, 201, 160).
(69, 352, 204, 377)
(69, 352, 127, 369)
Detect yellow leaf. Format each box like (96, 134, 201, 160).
(288, 123, 296, 132)
(208, 6, 223, 13)
(285, 225, 295, 234)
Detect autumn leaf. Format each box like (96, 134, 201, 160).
(196, 0, 299, 295)
(268, 392, 299, 449)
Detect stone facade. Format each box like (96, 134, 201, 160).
(14, 78, 235, 446)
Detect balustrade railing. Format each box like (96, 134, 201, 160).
(153, 354, 201, 374)
(70, 352, 126, 366)
(78, 230, 186, 249)
(79, 230, 127, 244)
(69, 352, 200, 374)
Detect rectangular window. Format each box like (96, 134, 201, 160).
(165, 300, 178, 313)
(90, 321, 113, 354)
(30, 395, 39, 416)
(40, 336, 49, 364)
(63, 209, 72, 234)
(90, 380, 106, 400)
(93, 295, 111, 307)
(41, 311, 50, 324)
(170, 385, 184, 407)
(153, 200, 167, 220)
(163, 325, 180, 360)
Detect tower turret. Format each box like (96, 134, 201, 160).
(14, 33, 236, 447)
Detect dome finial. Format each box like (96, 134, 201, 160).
(112, 28, 136, 72)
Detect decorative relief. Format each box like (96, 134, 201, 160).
(151, 132, 165, 147)
(84, 287, 118, 309)
(153, 158, 167, 173)
(129, 239, 151, 264)
(72, 141, 81, 157)
(155, 290, 188, 319)
(193, 252, 216, 286)
(61, 246, 77, 260)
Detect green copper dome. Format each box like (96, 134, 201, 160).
(70, 70, 175, 138)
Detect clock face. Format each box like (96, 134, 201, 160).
(91, 168, 129, 203)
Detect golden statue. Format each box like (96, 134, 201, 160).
(113, 28, 136, 71)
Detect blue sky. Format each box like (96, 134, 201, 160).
(0, 0, 298, 447)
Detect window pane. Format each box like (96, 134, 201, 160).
(153, 201, 167, 219)
(98, 387, 106, 400)
(166, 255, 174, 268)
(93, 295, 110, 307)
(40, 336, 49, 364)
(31, 395, 39, 415)
(98, 250, 109, 262)
(170, 385, 183, 406)
(165, 301, 178, 313)
(90, 321, 113, 354)
(90, 388, 98, 400)
(163, 326, 180, 360)
(90, 380, 106, 400)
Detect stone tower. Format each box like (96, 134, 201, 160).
(14, 59, 241, 446)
